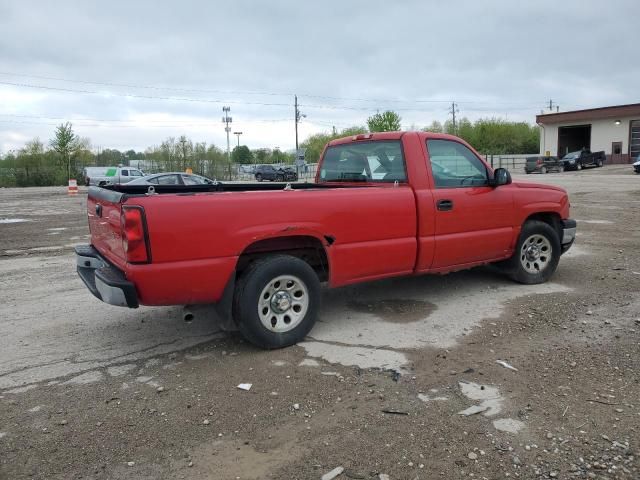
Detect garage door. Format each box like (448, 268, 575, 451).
(631, 120, 640, 160)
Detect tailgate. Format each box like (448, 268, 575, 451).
(87, 187, 126, 266)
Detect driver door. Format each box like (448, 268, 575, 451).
(426, 139, 514, 268)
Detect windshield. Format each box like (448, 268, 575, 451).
(319, 140, 406, 182)
(563, 151, 580, 159)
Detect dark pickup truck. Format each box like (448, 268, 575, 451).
(561, 150, 605, 171)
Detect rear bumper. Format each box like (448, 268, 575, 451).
(75, 245, 139, 308)
(561, 219, 576, 254)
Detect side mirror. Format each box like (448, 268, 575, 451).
(491, 167, 512, 187)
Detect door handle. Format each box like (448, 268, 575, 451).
(436, 199, 453, 211)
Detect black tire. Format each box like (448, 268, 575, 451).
(540, 166, 547, 174)
(558, 165, 565, 173)
(502, 220, 561, 285)
(255, 174, 262, 182)
(276, 174, 284, 182)
(576, 162, 582, 171)
(233, 255, 320, 349)
(597, 159, 603, 167)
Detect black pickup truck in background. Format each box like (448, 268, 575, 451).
(561, 150, 606, 171)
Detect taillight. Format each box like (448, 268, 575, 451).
(537, 159, 542, 165)
(121, 206, 150, 263)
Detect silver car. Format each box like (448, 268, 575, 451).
(125, 173, 216, 186)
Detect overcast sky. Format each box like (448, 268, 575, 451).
(0, 0, 638, 153)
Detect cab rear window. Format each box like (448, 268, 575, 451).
(319, 141, 406, 182)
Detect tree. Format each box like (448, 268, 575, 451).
(300, 125, 367, 163)
(367, 110, 401, 132)
(231, 145, 253, 164)
(178, 135, 193, 171)
(49, 122, 78, 180)
(422, 120, 444, 133)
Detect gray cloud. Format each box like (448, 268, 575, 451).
(0, 0, 638, 152)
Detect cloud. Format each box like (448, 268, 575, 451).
(0, 0, 638, 153)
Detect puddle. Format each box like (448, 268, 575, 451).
(272, 360, 287, 367)
(0, 218, 29, 224)
(493, 418, 525, 433)
(458, 381, 503, 416)
(300, 341, 408, 372)
(28, 405, 42, 413)
(347, 299, 437, 323)
(62, 371, 104, 385)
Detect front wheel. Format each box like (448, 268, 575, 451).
(597, 159, 603, 167)
(558, 165, 565, 173)
(540, 166, 547, 174)
(576, 162, 582, 171)
(275, 174, 284, 182)
(502, 220, 561, 284)
(255, 174, 263, 182)
(233, 255, 320, 349)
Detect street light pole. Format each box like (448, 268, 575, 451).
(233, 131, 243, 148)
(222, 106, 232, 161)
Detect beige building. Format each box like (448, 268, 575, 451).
(536, 103, 640, 163)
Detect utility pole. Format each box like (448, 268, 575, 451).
(548, 99, 555, 111)
(449, 102, 459, 135)
(294, 95, 305, 151)
(233, 131, 243, 148)
(222, 106, 232, 161)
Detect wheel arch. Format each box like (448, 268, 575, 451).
(236, 234, 331, 283)
(523, 212, 562, 241)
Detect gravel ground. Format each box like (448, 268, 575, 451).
(0, 165, 639, 480)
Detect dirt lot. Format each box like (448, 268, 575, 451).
(1, 166, 639, 480)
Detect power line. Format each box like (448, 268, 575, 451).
(0, 80, 293, 107)
(0, 71, 549, 108)
(0, 113, 291, 124)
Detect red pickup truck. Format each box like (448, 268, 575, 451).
(76, 132, 576, 348)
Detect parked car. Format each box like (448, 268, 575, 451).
(561, 150, 606, 171)
(633, 155, 640, 174)
(83, 166, 145, 186)
(126, 172, 216, 186)
(254, 164, 298, 182)
(76, 131, 575, 349)
(524, 155, 563, 174)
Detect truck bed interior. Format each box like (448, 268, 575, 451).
(94, 181, 371, 199)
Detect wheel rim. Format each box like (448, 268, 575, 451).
(520, 234, 552, 274)
(258, 275, 309, 332)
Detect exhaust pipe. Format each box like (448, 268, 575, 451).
(183, 306, 194, 323)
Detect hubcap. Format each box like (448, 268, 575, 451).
(520, 234, 552, 274)
(258, 275, 309, 332)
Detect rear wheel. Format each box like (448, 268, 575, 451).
(276, 174, 284, 182)
(255, 173, 262, 182)
(501, 220, 561, 284)
(233, 255, 320, 349)
(540, 166, 547, 174)
(597, 159, 603, 167)
(558, 165, 565, 173)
